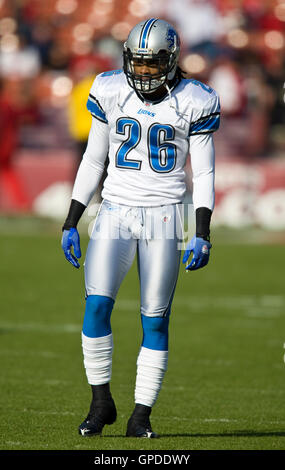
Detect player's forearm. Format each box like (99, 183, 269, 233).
(192, 169, 215, 211)
(63, 153, 107, 230)
(190, 134, 215, 208)
(192, 171, 214, 241)
(71, 157, 106, 206)
(62, 199, 86, 230)
(189, 133, 215, 240)
(195, 206, 212, 241)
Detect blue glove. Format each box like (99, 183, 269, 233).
(182, 236, 212, 271)
(61, 228, 81, 269)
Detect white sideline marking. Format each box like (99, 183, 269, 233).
(22, 408, 76, 416)
(161, 416, 239, 423)
(161, 416, 285, 425)
(115, 294, 285, 315)
(0, 377, 71, 385)
(5, 441, 23, 446)
(203, 418, 238, 423)
(0, 295, 283, 334)
(0, 349, 59, 358)
(0, 322, 81, 333)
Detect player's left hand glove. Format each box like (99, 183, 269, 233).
(182, 236, 212, 271)
(61, 228, 81, 269)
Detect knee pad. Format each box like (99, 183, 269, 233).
(82, 295, 114, 338)
(141, 314, 170, 351)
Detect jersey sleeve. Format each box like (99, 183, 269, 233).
(86, 70, 123, 124)
(189, 133, 215, 212)
(71, 116, 109, 206)
(189, 88, 220, 136)
(86, 75, 108, 124)
(186, 83, 219, 211)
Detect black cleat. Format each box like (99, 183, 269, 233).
(79, 384, 117, 437)
(126, 404, 158, 438)
(79, 398, 117, 436)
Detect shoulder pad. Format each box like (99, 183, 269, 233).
(87, 70, 125, 123)
(186, 79, 220, 136)
(92, 69, 125, 97)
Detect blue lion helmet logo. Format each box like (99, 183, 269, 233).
(166, 28, 176, 49)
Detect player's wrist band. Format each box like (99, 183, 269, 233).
(195, 207, 212, 242)
(62, 199, 86, 231)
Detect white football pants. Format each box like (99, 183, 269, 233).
(84, 199, 183, 316)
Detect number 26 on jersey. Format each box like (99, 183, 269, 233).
(115, 117, 177, 173)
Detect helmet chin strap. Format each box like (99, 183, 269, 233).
(165, 81, 191, 118)
(167, 66, 177, 82)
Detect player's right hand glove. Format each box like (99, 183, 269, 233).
(182, 235, 212, 271)
(61, 228, 81, 269)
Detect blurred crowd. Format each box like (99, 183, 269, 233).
(0, 0, 285, 190)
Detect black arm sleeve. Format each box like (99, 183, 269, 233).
(62, 199, 86, 231)
(195, 207, 212, 241)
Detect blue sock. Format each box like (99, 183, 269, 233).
(82, 295, 114, 338)
(140, 314, 170, 351)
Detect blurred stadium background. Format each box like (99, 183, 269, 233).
(0, 0, 285, 234)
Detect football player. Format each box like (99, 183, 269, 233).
(61, 18, 220, 438)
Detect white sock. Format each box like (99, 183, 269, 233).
(81, 332, 113, 385)
(135, 346, 168, 407)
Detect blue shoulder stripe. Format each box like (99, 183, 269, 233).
(101, 69, 123, 77)
(87, 94, 108, 124)
(189, 113, 220, 135)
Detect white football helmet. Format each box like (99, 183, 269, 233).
(123, 18, 180, 94)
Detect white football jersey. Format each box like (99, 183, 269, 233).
(72, 69, 220, 208)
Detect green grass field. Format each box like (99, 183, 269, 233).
(0, 218, 285, 451)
